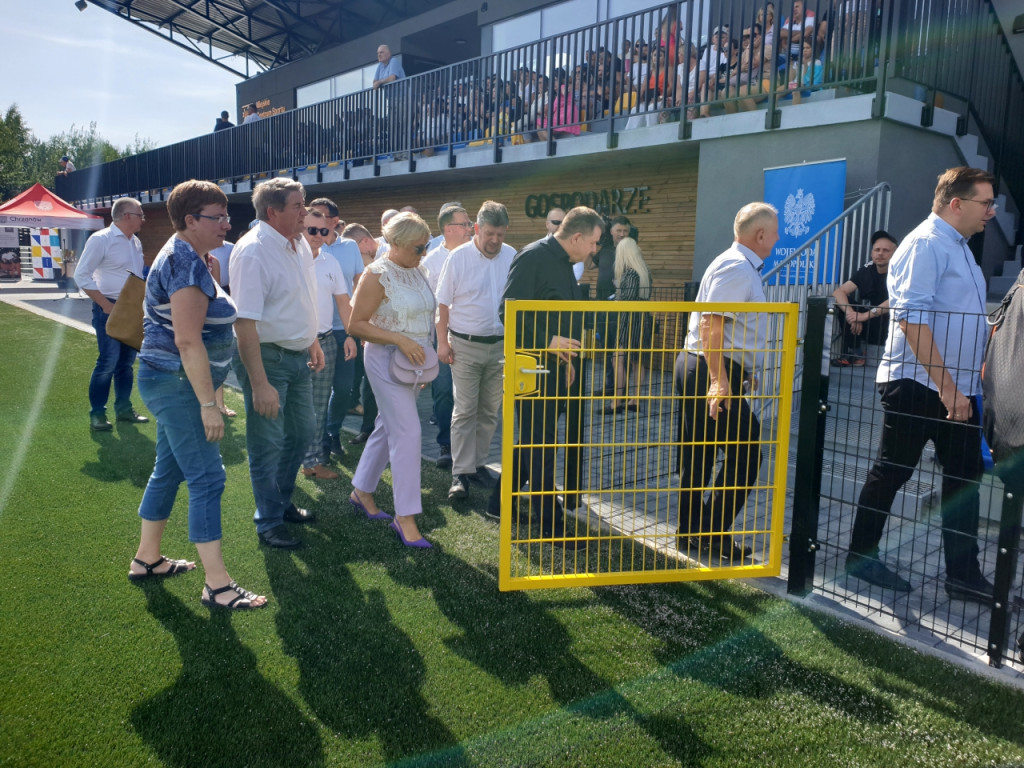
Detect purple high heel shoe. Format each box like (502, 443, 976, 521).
(390, 520, 433, 549)
(349, 493, 391, 521)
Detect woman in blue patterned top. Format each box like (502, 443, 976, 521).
(129, 180, 266, 611)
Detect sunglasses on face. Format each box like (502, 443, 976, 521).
(307, 227, 330, 236)
(414, 244, 428, 255)
(548, 219, 562, 226)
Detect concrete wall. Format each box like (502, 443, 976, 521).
(691, 118, 981, 279)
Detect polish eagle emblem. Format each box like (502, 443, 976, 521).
(783, 188, 815, 238)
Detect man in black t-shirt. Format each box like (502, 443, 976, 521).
(831, 230, 897, 366)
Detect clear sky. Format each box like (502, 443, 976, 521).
(5, 0, 244, 150)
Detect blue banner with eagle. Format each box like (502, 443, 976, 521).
(762, 159, 846, 285)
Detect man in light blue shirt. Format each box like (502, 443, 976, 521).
(846, 166, 997, 603)
(372, 45, 405, 88)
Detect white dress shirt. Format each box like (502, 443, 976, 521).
(685, 242, 767, 372)
(74, 223, 145, 298)
(230, 221, 318, 350)
(421, 242, 452, 295)
(435, 240, 516, 337)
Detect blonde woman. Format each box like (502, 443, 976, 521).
(605, 237, 653, 414)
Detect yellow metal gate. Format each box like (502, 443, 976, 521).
(497, 300, 799, 591)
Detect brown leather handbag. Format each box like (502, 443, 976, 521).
(105, 271, 146, 351)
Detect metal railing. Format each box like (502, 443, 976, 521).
(56, 0, 892, 204)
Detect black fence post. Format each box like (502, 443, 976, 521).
(787, 296, 830, 595)
(987, 480, 1023, 668)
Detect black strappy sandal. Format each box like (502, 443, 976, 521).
(201, 581, 266, 611)
(128, 556, 194, 582)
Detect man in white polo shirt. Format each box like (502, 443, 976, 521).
(436, 200, 516, 501)
(231, 178, 324, 549)
(75, 196, 148, 432)
(675, 202, 778, 564)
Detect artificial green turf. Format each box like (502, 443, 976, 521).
(1, 301, 1023, 768)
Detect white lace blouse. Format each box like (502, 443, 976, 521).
(367, 258, 436, 343)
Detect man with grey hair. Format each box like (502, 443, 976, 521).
(76, 196, 148, 431)
(231, 178, 325, 548)
(675, 202, 779, 564)
(437, 201, 515, 500)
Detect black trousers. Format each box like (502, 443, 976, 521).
(834, 306, 887, 356)
(489, 359, 583, 529)
(849, 379, 982, 579)
(675, 354, 763, 537)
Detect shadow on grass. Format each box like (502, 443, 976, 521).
(802, 608, 1024, 747)
(130, 582, 324, 768)
(82, 422, 155, 488)
(382, 544, 712, 765)
(599, 582, 897, 725)
(262, 539, 463, 764)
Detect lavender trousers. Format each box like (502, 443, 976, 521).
(351, 341, 424, 517)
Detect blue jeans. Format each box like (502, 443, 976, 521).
(89, 300, 138, 417)
(431, 359, 453, 447)
(233, 344, 315, 534)
(324, 328, 356, 444)
(136, 363, 225, 543)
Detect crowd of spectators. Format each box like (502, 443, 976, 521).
(206, 2, 877, 161)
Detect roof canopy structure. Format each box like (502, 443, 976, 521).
(81, 0, 454, 77)
(0, 184, 104, 230)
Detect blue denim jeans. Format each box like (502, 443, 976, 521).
(136, 363, 226, 543)
(431, 359, 453, 447)
(324, 328, 356, 444)
(89, 300, 138, 417)
(234, 344, 315, 534)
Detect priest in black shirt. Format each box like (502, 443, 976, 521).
(831, 230, 897, 366)
(486, 207, 605, 546)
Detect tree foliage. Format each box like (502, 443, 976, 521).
(0, 104, 155, 203)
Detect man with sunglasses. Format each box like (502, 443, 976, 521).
(76, 197, 148, 431)
(421, 203, 473, 470)
(845, 167, 997, 603)
(310, 197, 363, 460)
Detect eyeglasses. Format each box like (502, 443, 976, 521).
(413, 244, 429, 255)
(959, 198, 998, 212)
(548, 219, 562, 227)
(448, 221, 473, 228)
(306, 226, 330, 236)
(124, 211, 146, 221)
(194, 213, 229, 225)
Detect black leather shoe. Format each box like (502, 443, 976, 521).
(258, 527, 301, 548)
(90, 413, 113, 432)
(116, 410, 149, 424)
(845, 554, 912, 592)
(349, 431, 371, 445)
(448, 474, 470, 501)
(283, 504, 315, 524)
(944, 572, 994, 605)
(328, 434, 346, 459)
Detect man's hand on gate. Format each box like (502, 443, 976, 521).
(548, 335, 580, 364)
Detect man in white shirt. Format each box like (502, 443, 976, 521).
(241, 103, 261, 124)
(231, 178, 325, 549)
(300, 209, 357, 480)
(310, 199, 364, 459)
(436, 201, 516, 501)
(421, 204, 473, 469)
(76, 196, 147, 431)
(675, 202, 778, 564)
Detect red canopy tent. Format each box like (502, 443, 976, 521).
(0, 184, 104, 282)
(0, 183, 104, 230)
